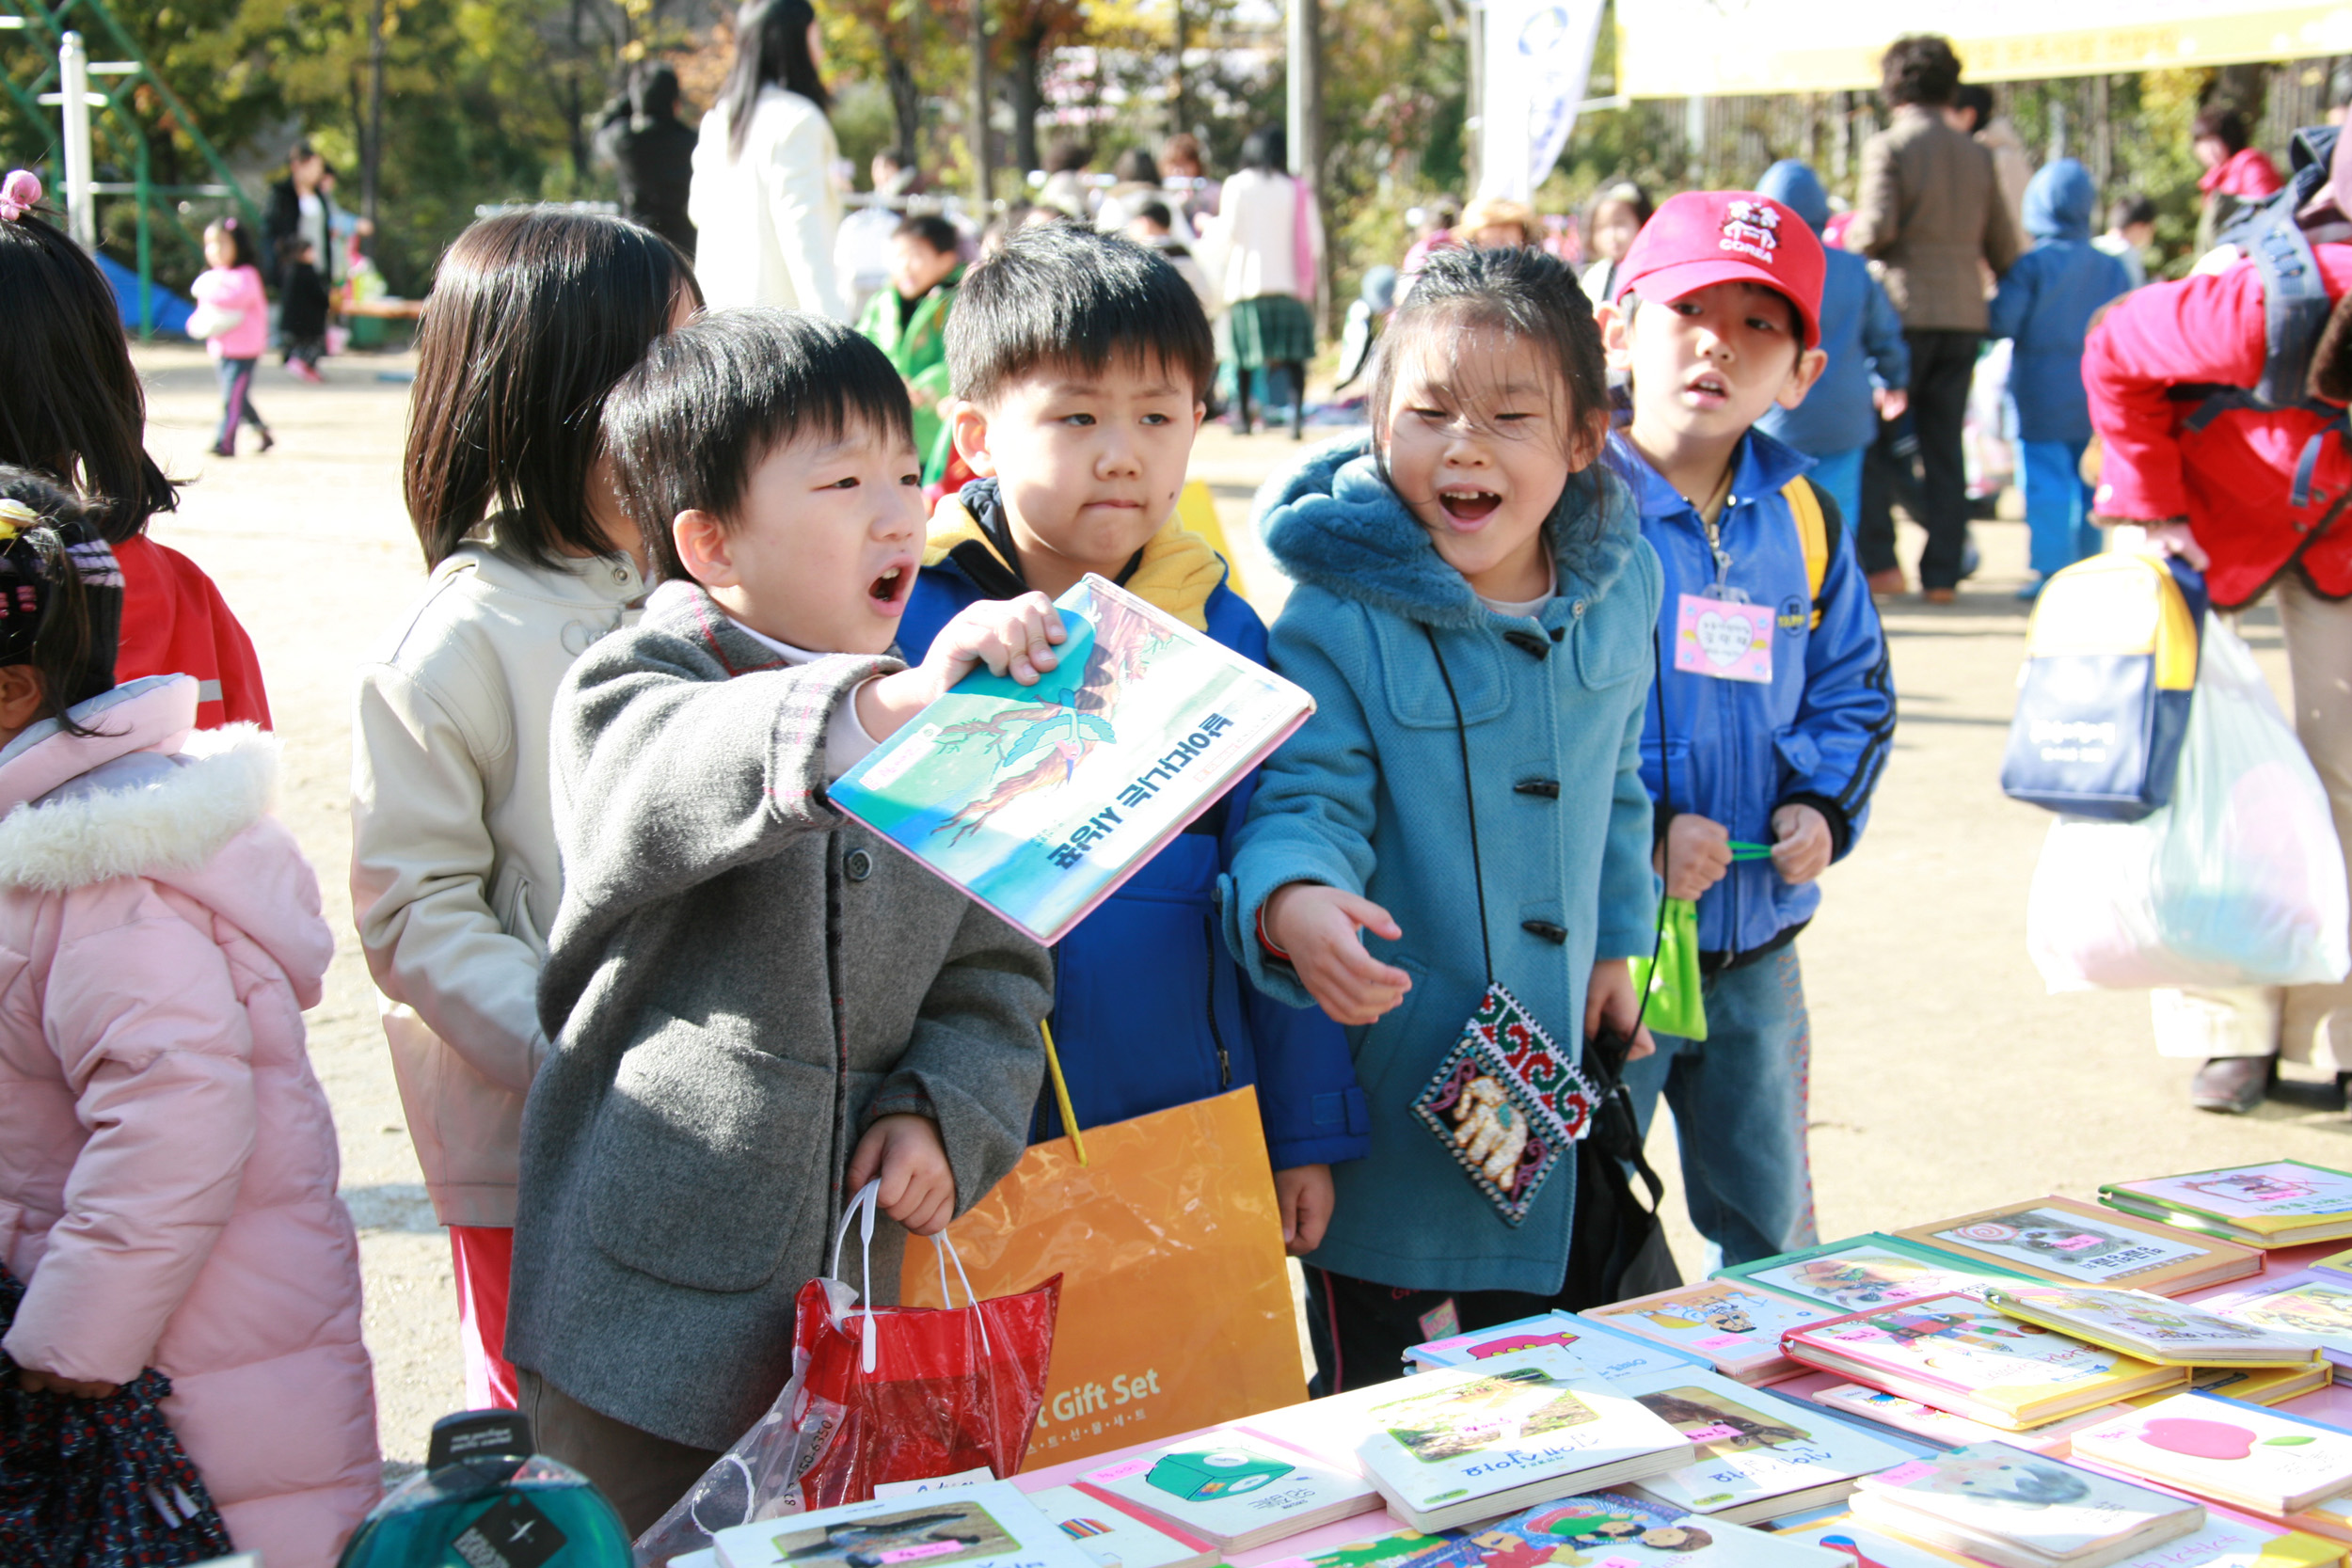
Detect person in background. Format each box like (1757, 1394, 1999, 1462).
(1196, 125, 1321, 438)
(689, 0, 849, 318)
(1580, 181, 1653, 309)
(1846, 33, 2019, 602)
(2095, 195, 2158, 291)
(1756, 160, 1911, 530)
(278, 234, 332, 384)
(1458, 196, 1534, 249)
(1129, 198, 1222, 319)
(1397, 196, 1460, 293)
(1098, 146, 1177, 237)
(2194, 107, 2285, 257)
(595, 61, 700, 260)
(1988, 159, 2132, 597)
(1159, 132, 1219, 222)
(856, 213, 963, 484)
(834, 147, 919, 317)
(1951, 84, 2029, 233)
(262, 139, 369, 293)
(1039, 138, 1096, 219)
(191, 217, 273, 459)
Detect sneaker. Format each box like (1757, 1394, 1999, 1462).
(289, 359, 324, 384)
(2190, 1054, 2274, 1115)
(208, 442, 235, 458)
(1921, 587, 1957, 605)
(1866, 568, 1906, 596)
(258, 427, 275, 453)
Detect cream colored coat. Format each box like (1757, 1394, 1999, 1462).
(688, 86, 850, 318)
(1196, 166, 1322, 306)
(350, 532, 644, 1227)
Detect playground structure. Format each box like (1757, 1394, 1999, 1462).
(1, 0, 256, 335)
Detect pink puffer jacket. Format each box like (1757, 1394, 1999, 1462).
(0, 673, 379, 1567)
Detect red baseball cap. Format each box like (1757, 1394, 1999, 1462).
(1611, 189, 1826, 349)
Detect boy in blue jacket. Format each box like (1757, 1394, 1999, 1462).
(898, 227, 1368, 1251)
(1597, 191, 1897, 1268)
(1989, 159, 2133, 596)
(1753, 161, 1910, 531)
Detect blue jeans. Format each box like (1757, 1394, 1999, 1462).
(214, 356, 264, 452)
(1621, 944, 1819, 1267)
(1806, 447, 1865, 533)
(2021, 437, 2096, 578)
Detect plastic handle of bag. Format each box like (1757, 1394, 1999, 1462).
(930, 1229, 993, 1356)
(831, 1180, 882, 1373)
(1041, 1021, 1089, 1167)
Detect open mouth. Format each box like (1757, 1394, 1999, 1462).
(1438, 488, 1502, 523)
(868, 564, 908, 603)
(1685, 372, 1729, 403)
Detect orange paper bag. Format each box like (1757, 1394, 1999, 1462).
(899, 1085, 1307, 1466)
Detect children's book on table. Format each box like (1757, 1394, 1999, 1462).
(1581, 1282, 1839, 1385)
(1073, 1429, 1378, 1550)
(1720, 1234, 2039, 1313)
(1023, 1485, 1218, 1568)
(1406, 1310, 1712, 1381)
(1254, 1493, 1849, 1568)
(833, 573, 1313, 944)
(711, 1481, 1102, 1568)
(1982, 1286, 2329, 1369)
(1893, 1196, 2262, 1296)
(2067, 1391, 2352, 1516)
(1802, 1383, 2138, 1457)
(2098, 1163, 2352, 1248)
(2169, 1362, 2339, 1407)
(2201, 1275, 2352, 1371)
(1845, 1444, 2204, 1568)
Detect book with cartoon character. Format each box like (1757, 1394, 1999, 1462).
(2201, 1273, 2352, 1371)
(1780, 1292, 2190, 1429)
(713, 1483, 1104, 1568)
(1984, 1286, 2328, 1369)
(1772, 1514, 1979, 1568)
(2099, 1163, 2352, 1248)
(1802, 1384, 2138, 1456)
(832, 573, 1314, 944)
(1073, 1430, 1378, 1550)
(1600, 1366, 1913, 1525)
(1020, 1486, 1216, 1568)
(1581, 1284, 1838, 1386)
(1782, 1513, 2344, 1568)
(1847, 1444, 2204, 1568)
(1720, 1236, 2037, 1314)
(1895, 1197, 2260, 1297)
(1409, 1311, 1713, 1382)
(1253, 1494, 1849, 1568)
(2069, 1393, 2352, 1515)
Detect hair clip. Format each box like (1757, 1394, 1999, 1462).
(0, 497, 33, 541)
(0, 170, 40, 222)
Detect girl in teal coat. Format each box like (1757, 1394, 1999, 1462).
(1224, 245, 1661, 1389)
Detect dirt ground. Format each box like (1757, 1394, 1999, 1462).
(128, 341, 2345, 1470)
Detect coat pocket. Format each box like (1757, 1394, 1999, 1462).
(585, 1018, 833, 1293)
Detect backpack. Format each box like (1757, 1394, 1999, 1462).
(1782, 476, 1832, 630)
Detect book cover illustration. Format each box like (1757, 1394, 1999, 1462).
(1077, 1430, 1372, 1543)
(1373, 1361, 1607, 1466)
(1790, 1296, 2153, 1394)
(1804, 1385, 2136, 1453)
(1611, 1370, 1911, 1513)
(2102, 1164, 2352, 1231)
(1256, 1495, 1844, 1568)
(1728, 1238, 2030, 1313)
(1022, 1486, 1214, 1568)
(834, 574, 1313, 944)
(2203, 1274, 2352, 1367)
(1412, 1312, 1708, 1382)
(2071, 1394, 2352, 1509)
(1913, 1207, 2209, 1288)
(1851, 1445, 2199, 1555)
(1773, 1515, 1978, 1568)
(714, 1486, 1093, 1568)
(1986, 1288, 2325, 1364)
(1586, 1284, 1834, 1365)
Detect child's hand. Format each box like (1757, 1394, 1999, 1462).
(846, 1113, 958, 1236)
(1263, 882, 1411, 1025)
(1273, 1164, 1335, 1256)
(1874, 386, 1908, 422)
(861, 592, 1066, 738)
(1584, 958, 1656, 1060)
(15, 1365, 119, 1399)
(1657, 814, 1732, 900)
(1770, 803, 1833, 885)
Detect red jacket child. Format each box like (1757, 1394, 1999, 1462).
(113, 534, 273, 729)
(2084, 245, 2352, 610)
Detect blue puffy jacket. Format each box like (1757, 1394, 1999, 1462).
(898, 480, 1370, 1170)
(1617, 430, 1896, 963)
(1754, 160, 1911, 458)
(1988, 159, 2134, 443)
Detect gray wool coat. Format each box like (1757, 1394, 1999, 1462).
(506, 579, 1053, 1450)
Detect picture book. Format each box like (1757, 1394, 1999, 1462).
(2201, 1274, 2352, 1371)
(832, 574, 1314, 944)
(1346, 1348, 1697, 1529)
(1984, 1287, 2328, 1368)
(2098, 1163, 2352, 1247)
(713, 1482, 1103, 1568)
(1021, 1487, 1216, 1568)
(1895, 1197, 2261, 1296)
(1253, 1494, 1851, 1568)
(1847, 1445, 2204, 1568)
(1723, 1236, 2038, 1313)
(1771, 1514, 1979, 1568)
(1075, 1429, 1378, 1550)
(2286, 1492, 2352, 1547)
(2161, 1362, 2337, 1407)
(1803, 1384, 2139, 1456)
(1780, 1293, 2190, 1429)
(1604, 1366, 1915, 1525)
(2102, 1518, 2345, 1568)
(1582, 1284, 1839, 1385)
(2069, 1393, 2352, 1515)
(1410, 1311, 1713, 1382)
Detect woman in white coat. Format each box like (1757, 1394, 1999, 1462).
(1196, 125, 1320, 438)
(688, 0, 849, 318)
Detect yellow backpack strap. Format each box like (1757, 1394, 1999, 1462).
(1783, 476, 1829, 630)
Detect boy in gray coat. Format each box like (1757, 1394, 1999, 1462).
(506, 309, 1062, 1529)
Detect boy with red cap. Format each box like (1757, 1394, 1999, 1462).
(1597, 190, 1897, 1265)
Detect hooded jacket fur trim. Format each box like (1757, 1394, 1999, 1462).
(0, 723, 275, 892)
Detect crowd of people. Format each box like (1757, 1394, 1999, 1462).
(1, 13, 2349, 1568)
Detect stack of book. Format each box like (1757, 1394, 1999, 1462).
(1073, 1430, 1378, 1550)
(1892, 1196, 2263, 1296)
(2068, 1394, 2352, 1518)
(2099, 1162, 2352, 1249)
(1845, 1444, 2207, 1568)
(1802, 1383, 2138, 1455)
(1256, 1494, 1851, 1568)
(1406, 1310, 1711, 1382)
(1604, 1364, 1915, 1524)
(1983, 1286, 2328, 1386)
(1581, 1282, 1838, 1384)
(1720, 1234, 2037, 1313)
(2201, 1272, 2352, 1372)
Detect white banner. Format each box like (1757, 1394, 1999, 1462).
(1478, 0, 1609, 201)
(1617, 0, 2352, 98)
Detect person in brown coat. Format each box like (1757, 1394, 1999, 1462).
(1846, 35, 2021, 602)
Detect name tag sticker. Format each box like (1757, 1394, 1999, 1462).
(1675, 593, 1772, 683)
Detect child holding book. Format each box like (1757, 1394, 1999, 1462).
(1225, 244, 1662, 1387)
(505, 309, 1055, 1529)
(898, 226, 1367, 1254)
(1595, 191, 1895, 1268)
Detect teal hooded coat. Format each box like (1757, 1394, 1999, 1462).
(1222, 438, 1661, 1294)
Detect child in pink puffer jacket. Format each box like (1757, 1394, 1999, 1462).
(0, 467, 377, 1566)
(190, 215, 274, 457)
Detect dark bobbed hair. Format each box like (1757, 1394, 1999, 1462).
(946, 225, 1216, 407)
(403, 210, 701, 570)
(1113, 147, 1160, 185)
(1134, 199, 1175, 230)
(2110, 194, 2158, 230)
(631, 61, 681, 121)
(1368, 245, 1617, 521)
(206, 215, 261, 271)
(2193, 107, 2250, 154)
(1240, 126, 1286, 174)
(1881, 35, 1962, 108)
(1584, 181, 1653, 241)
(722, 0, 830, 162)
(0, 465, 117, 731)
(1951, 84, 1994, 132)
(1044, 137, 1093, 175)
(894, 214, 961, 256)
(0, 205, 177, 543)
(601, 309, 914, 582)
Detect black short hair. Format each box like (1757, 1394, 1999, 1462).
(2109, 195, 2158, 230)
(946, 225, 1216, 407)
(1134, 199, 1174, 230)
(207, 215, 261, 272)
(1881, 35, 1962, 108)
(894, 214, 961, 257)
(1951, 84, 1994, 131)
(2194, 107, 2250, 154)
(601, 309, 914, 583)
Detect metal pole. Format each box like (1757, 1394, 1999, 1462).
(1684, 92, 1706, 185)
(363, 0, 386, 241)
(59, 31, 94, 250)
(134, 132, 152, 336)
(1465, 0, 1484, 193)
(969, 0, 990, 204)
(1285, 0, 1326, 332)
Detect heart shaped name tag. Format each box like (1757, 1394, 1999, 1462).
(1675, 593, 1772, 683)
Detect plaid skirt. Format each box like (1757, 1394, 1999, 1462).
(1227, 293, 1315, 370)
